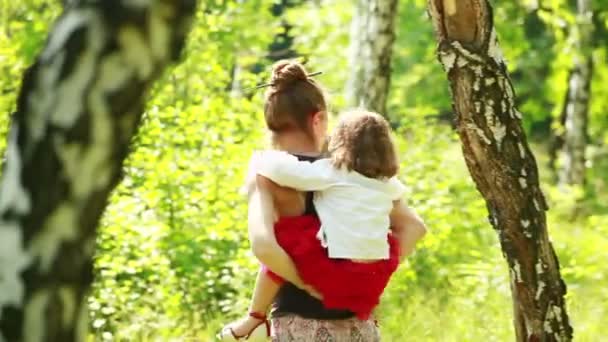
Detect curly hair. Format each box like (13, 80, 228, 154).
(328, 110, 398, 179)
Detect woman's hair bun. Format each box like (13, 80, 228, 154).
(270, 61, 308, 91)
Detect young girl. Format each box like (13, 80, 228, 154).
(219, 109, 409, 340)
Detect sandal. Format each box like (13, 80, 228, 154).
(217, 312, 270, 341)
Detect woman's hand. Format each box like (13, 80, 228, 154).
(390, 200, 427, 261)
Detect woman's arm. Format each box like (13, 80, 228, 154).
(389, 200, 427, 261)
(248, 174, 312, 291)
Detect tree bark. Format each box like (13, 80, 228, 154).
(427, 1, 573, 341)
(0, 0, 197, 341)
(558, 0, 593, 186)
(345, 0, 398, 115)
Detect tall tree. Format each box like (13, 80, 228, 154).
(558, 0, 594, 186)
(427, 1, 573, 341)
(0, 0, 197, 340)
(345, 0, 398, 115)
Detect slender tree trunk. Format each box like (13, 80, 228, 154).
(558, 0, 593, 186)
(229, 60, 244, 97)
(0, 1, 196, 340)
(427, 1, 573, 341)
(548, 96, 567, 181)
(345, 0, 398, 115)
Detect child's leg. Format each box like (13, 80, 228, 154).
(220, 268, 281, 338)
(249, 267, 282, 313)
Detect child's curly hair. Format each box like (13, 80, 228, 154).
(328, 110, 399, 179)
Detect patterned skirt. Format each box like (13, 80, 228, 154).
(271, 315, 380, 342)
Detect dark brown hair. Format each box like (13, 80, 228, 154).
(263, 60, 327, 138)
(329, 110, 399, 179)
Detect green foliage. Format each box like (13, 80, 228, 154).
(89, 1, 276, 337)
(0, 0, 607, 340)
(0, 0, 59, 154)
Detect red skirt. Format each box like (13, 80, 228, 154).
(264, 215, 400, 320)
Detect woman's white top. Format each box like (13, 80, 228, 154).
(251, 151, 406, 260)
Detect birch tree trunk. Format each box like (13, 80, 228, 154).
(558, 0, 593, 186)
(427, 1, 573, 341)
(0, 0, 196, 340)
(345, 0, 398, 115)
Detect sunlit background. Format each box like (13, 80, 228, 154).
(1, 0, 607, 340)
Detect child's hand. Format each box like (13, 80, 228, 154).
(241, 151, 262, 196)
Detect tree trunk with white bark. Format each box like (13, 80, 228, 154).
(0, 1, 196, 340)
(345, 0, 398, 115)
(427, 1, 573, 341)
(558, 0, 593, 186)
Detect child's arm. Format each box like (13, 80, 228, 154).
(390, 199, 427, 261)
(247, 174, 315, 293)
(253, 151, 333, 191)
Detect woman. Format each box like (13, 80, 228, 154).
(240, 61, 427, 341)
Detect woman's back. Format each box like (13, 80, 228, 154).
(263, 155, 355, 320)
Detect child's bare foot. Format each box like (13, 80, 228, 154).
(218, 312, 269, 341)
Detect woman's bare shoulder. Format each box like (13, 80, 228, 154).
(260, 176, 306, 217)
(243, 151, 309, 216)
